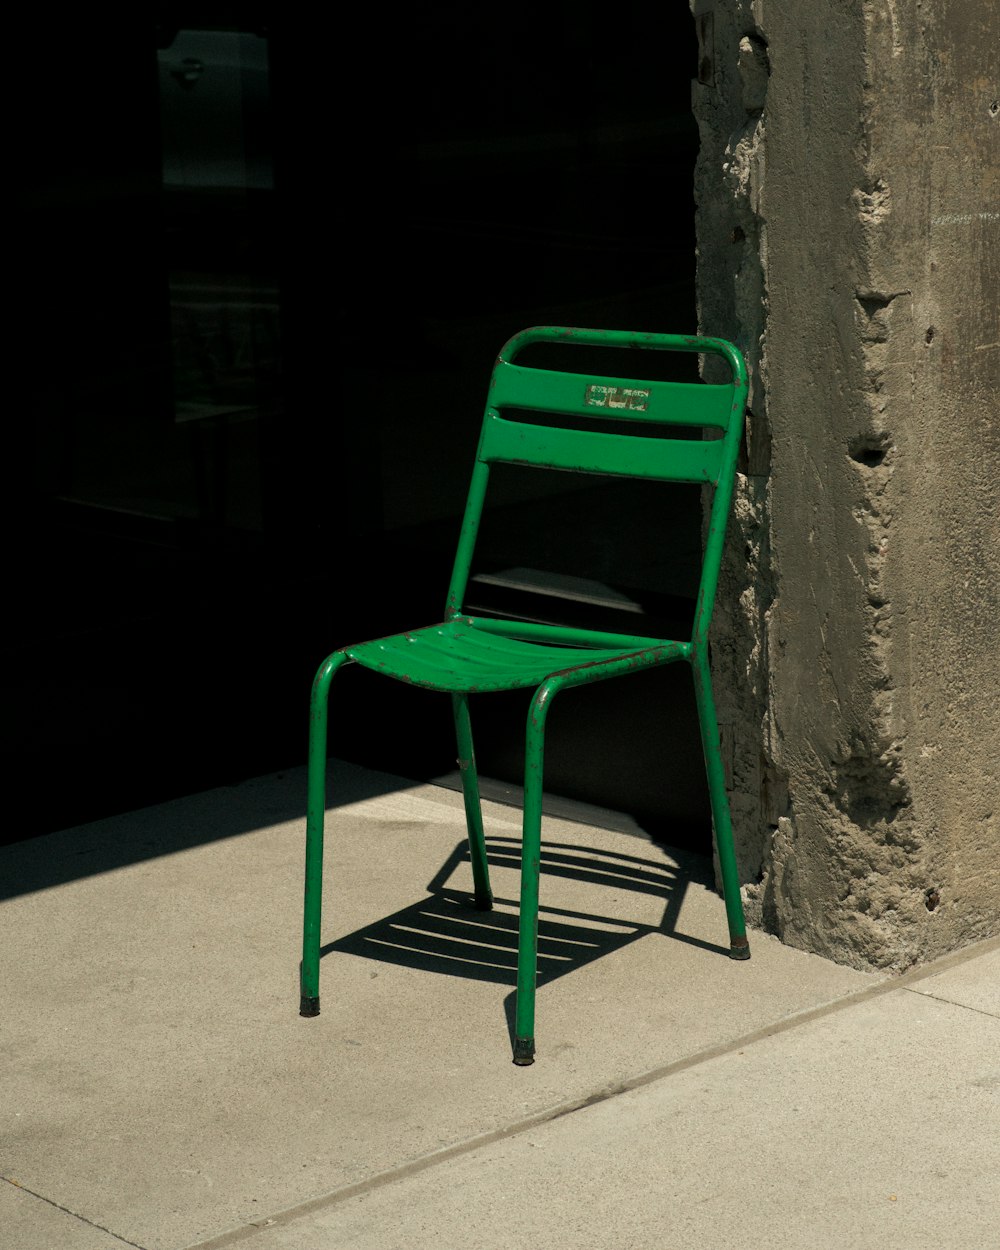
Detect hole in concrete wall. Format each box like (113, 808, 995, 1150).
(857, 294, 892, 318)
(989, 100, 999, 117)
(737, 33, 769, 113)
(853, 447, 886, 468)
(745, 406, 771, 476)
(848, 437, 890, 468)
(925, 326, 936, 346)
(696, 12, 715, 85)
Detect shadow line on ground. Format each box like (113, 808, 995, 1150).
(321, 835, 728, 993)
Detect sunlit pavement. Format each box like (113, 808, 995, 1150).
(2, 760, 997, 1250)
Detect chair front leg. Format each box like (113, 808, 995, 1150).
(513, 679, 558, 1065)
(300, 651, 349, 1017)
(451, 693, 493, 910)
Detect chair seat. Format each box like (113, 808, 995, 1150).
(346, 620, 684, 693)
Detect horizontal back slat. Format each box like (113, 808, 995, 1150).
(445, 326, 749, 637)
(490, 361, 734, 430)
(479, 412, 725, 483)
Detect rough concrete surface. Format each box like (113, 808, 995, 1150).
(0, 1181, 126, 1250)
(208, 951, 1000, 1250)
(909, 944, 1000, 1015)
(1, 763, 882, 1250)
(691, 0, 999, 969)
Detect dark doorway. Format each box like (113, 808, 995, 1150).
(9, 6, 708, 846)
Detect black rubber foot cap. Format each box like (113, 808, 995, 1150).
(513, 1037, 535, 1066)
(729, 938, 751, 961)
(474, 893, 494, 912)
(300, 995, 321, 1017)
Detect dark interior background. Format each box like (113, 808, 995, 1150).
(8, 4, 713, 848)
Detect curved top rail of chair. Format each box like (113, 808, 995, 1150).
(495, 325, 748, 389)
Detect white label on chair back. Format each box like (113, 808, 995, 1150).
(584, 384, 650, 411)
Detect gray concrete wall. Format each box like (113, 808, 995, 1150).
(690, 0, 999, 969)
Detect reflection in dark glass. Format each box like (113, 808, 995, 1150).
(156, 27, 279, 529)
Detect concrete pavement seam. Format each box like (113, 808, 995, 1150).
(2, 1175, 149, 1249)
(180, 932, 1000, 1250)
(901, 987, 1000, 1021)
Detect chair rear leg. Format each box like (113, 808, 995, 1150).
(691, 651, 751, 960)
(300, 652, 349, 1017)
(451, 693, 493, 910)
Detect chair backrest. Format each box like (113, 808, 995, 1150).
(445, 326, 749, 646)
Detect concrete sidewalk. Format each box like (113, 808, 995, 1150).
(2, 761, 997, 1250)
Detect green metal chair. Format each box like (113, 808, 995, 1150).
(300, 326, 751, 1065)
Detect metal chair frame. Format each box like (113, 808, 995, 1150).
(300, 326, 751, 1065)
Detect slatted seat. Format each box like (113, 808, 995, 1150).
(299, 325, 752, 1065)
(346, 618, 688, 693)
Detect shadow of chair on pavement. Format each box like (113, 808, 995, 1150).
(321, 833, 728, 1045)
